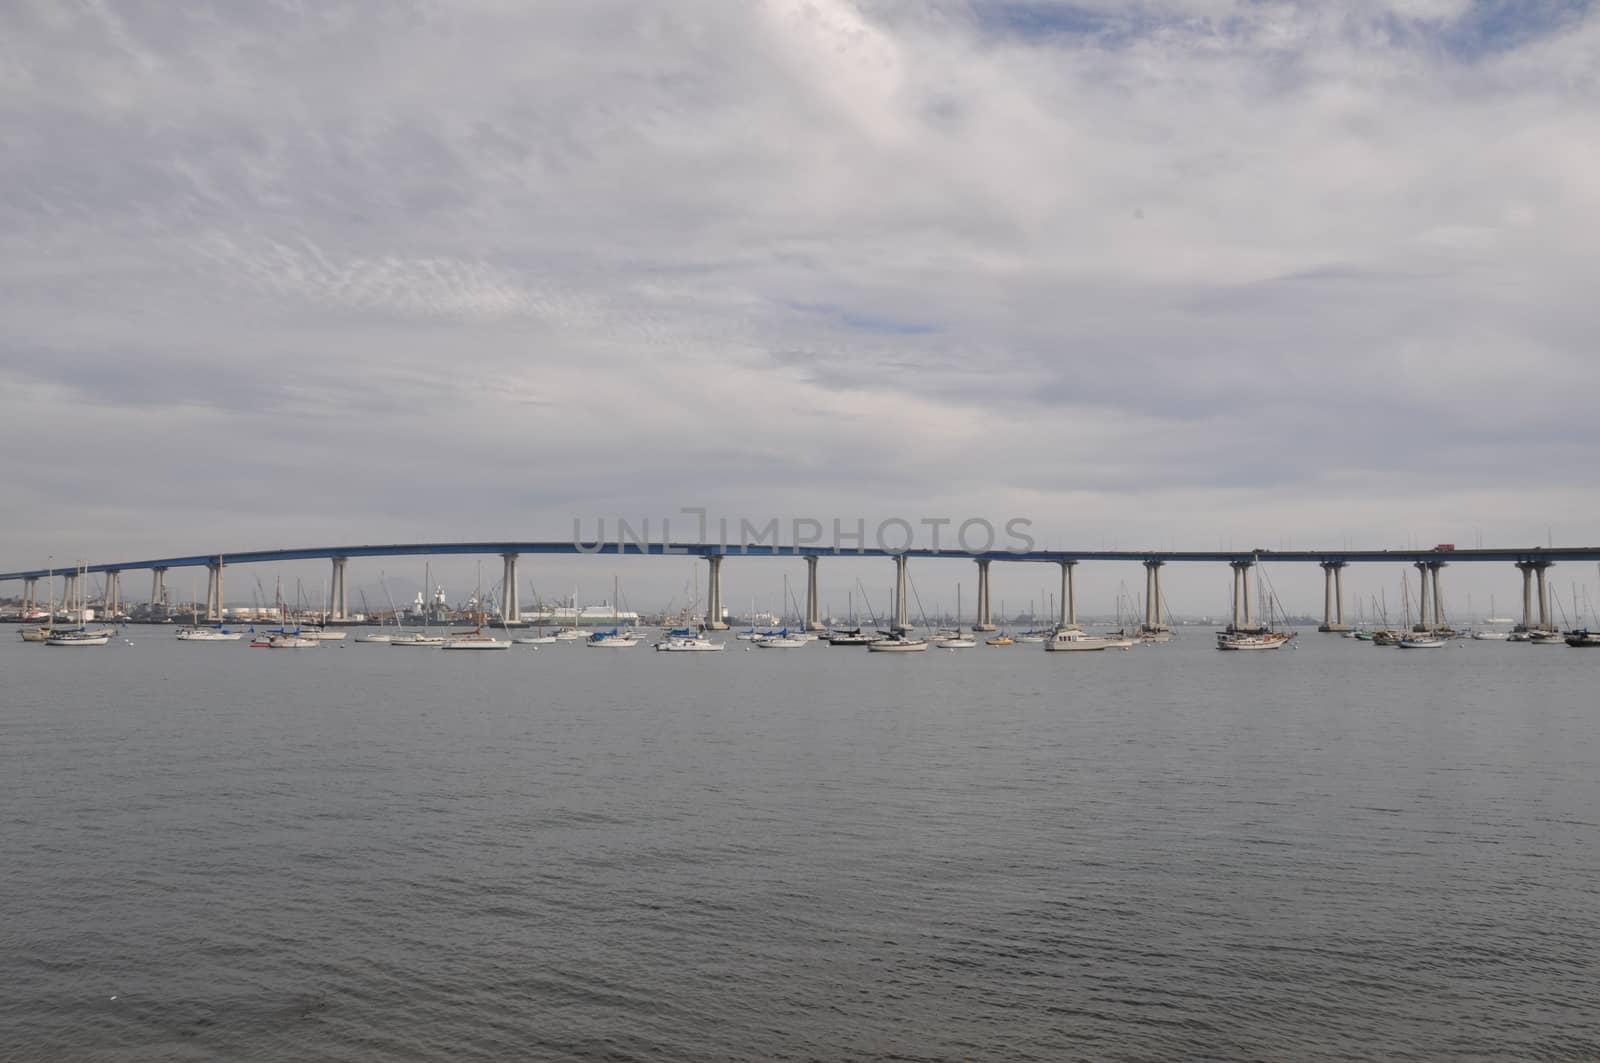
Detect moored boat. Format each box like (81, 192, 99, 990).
(867, 634, 928, 652)
(1045, 628, 1132, 652)
(176, 625, 243, 641)
(1216, 631, 1293, 651)
(442, 627, 511, 650)
(45, 629, 112, 647)
(389, 632, 446, 647)
(654, 632, 724, 652)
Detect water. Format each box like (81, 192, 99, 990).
(3, 631, 1597, 1061)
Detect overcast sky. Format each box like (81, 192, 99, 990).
(3, 0, 1597, 615)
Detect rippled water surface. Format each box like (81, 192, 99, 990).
(3, 630, 1598, 1061)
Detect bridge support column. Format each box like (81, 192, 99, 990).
(1420, 560, 1433, 627)
(974, 559, 996, 631)
(803, 556, 823, 630)
(206, 561, 223, 622)
(151, 568, 168, 613)
(105, 570, 121, 618)
(1536, 561, 1552, 632)
(63, 572, 79, 619)
(1516, 562, 1535, 631)
(1229, 561, 1260, 633)
(1430, 562, 1445, 630)
(893, 554, 910, 633)
(500, 553, 520, 625)
(22, 577, 36, 618)
(1064, 561, 1078, 629)
(1142, 560, 1166, 633)
(1335, 563, 1346, 626)
(1318, 562, 1349, 632)
(704, 556, 728, 630)
(329, 557, 348, 621)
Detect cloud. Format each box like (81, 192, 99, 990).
(1, 0, 1598, 610)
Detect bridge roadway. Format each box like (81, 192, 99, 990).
(4, 542, 1597, 635)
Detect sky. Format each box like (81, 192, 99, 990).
(2, 0, 1598, 617)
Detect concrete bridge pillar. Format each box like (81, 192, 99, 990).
(500, 553, 520, 625)
(105, 570, 121, 617)
(1142, 560, 1166, 633)
(1068, 560, 1081, 627)
(63, 572, 79, 618)
(1429, 562, 1445, 629)
(329, 557, 349, 621)
(1335, 563, 1346, 626)
(803, 556, 823, 630)
(1536, 561, 1553, 632)
(22, 577, 36, 617)
(206, 561, 224, 622)
(704, 555, 728, 630)
(1413, 562, 1433, 632)
(1319, 562, 1349, 632)
(1516, 562, 1535, 631)
(893, 554, 911, 633)
(1229, 561, 1257, 633)
(151, 568, 168, 613)
(974, 559, 996, 631)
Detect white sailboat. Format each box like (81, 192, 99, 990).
(176, 572, 242, 640)
(866, 633, 928, 652)
(932, 585, 976, 648)
(46, 563, 114, 646)
(587, 576, 639, 647)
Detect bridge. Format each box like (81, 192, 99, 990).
(4, 542, 1597, 635)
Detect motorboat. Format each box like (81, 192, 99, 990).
(866, 634, 928, 652)
(1216, 631, 1294, 651)
(1045, 629, 1133, 652)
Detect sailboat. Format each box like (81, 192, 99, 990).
(177, 571, 242, 640)
(588, 577, 639, 647)
(46, 563, 114, 646)
(513, 583, 558, 645)
(933, 584, 976, 648)
(1217, 563, 1294, 651)
(443, 587, 512, 650)
(391, 565, 447, 646)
